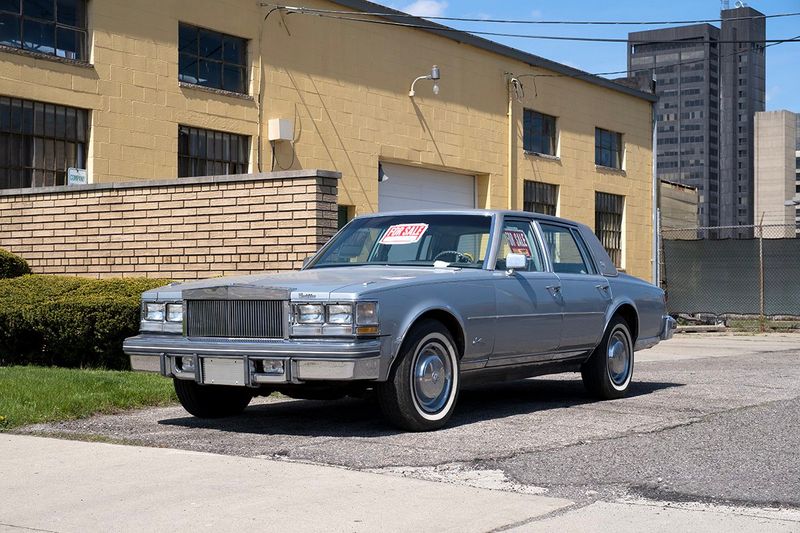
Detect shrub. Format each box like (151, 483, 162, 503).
(0, 249, 31, 279)
(0, 275, 171, 370)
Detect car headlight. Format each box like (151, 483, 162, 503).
(295, 304, 325, 324)
(166, 303, 183, 323)
(143, 303, 165, 321)
(327, 304, 353, 324)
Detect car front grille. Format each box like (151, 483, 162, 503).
(186, 300, 285, 338)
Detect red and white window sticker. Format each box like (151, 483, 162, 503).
(504, 229, 531, 257)
(379, 223, 429, 245)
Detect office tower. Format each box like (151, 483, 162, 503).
(628, 5, 766, 231)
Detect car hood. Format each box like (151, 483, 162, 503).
(142, 266, 483, 300)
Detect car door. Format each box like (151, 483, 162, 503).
(537, 222, 610, 352)
(489, 218, 563, 364)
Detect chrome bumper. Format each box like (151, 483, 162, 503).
(124, 334, 383, 386)
(660, 315, 677, 341)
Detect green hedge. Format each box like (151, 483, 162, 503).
(0, 275, 170, 370)
(0, 249, 31, 279)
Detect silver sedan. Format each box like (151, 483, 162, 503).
(124, 210, 675, 431)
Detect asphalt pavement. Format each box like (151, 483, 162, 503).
(6, 333, 800, 532)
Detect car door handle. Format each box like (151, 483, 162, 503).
(596, 284, 612, 298)
(546, 285, 561, 296)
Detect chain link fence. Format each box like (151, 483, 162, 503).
(660, 224, 800, 332)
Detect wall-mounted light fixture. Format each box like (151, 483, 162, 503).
(409, 65, 441, 97)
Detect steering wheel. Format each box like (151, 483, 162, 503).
(433, 250, 472, 264)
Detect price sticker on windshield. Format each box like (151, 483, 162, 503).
(504, 229, 531, 257)
(379, 223, 429, 245)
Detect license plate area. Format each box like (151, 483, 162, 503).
(202, 358, 245, 386)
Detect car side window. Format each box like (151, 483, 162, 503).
(496, 220, 544, 272)
(539, 223, 592, 275)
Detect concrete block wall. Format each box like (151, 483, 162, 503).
(0, 170, 339, 279)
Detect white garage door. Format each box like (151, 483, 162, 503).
(378, 163, 476, 212)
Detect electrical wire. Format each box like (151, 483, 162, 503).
(265, 10, 800, 44)
(259, 4, 800, 26)
(513, 32, 800, 83)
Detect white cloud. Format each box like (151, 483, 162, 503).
(402, 0, 448, 18)
(530, 9, 543, 19)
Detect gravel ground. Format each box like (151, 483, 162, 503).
(20, 341, 800, 510)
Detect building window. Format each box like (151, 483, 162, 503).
(0, 0, 87, 60)
(337, 205, 354, 229)
(595, 192, 624, 268)
(178, 125, 249, 177)
(523, 181, 558, 216)
(0, 97, 88, 189)
(595, 128, 623, 169)
(178, 24, 247, 94)
(523, 109, 556, 156)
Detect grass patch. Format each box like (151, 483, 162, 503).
(0, 366, 176, 430)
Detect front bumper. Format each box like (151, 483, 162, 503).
(124, 334, 383, 386)
(660, 315, 677, 341)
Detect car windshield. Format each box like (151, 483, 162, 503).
(309, 214, 493, 269)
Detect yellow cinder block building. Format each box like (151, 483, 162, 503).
(0, 0, 656, 279)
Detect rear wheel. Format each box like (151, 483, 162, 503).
(377, 320, 460, 431)
(581, 316, 634, 400)
(173, 379, 253, 418)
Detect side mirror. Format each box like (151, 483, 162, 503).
(302, 256, 314, 269)
(505, 253, 527, 273)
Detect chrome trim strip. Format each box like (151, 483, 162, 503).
(183, 286, 290, 300)
(127, 345, 379, 356)
(123, 335, 382, 358)
(467, 311, 603, 321)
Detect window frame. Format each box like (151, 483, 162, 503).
(594, 191, 625, 269)
(0, 0, 88, 61)
(595, 127, 624, 170)
(523, 180, 558, 216)
(523, 109, 557, 156)
(177, 125, 250, 178)
(496, 218, 546, 273)
(178, 22, 249, 94)
(537, 222, 595, 276)
(0, 96, 88, 189)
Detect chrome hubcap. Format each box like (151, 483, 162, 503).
(607, 329, 631, 386)
(413, 342, 453, 413)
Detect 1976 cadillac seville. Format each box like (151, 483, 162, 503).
(124, 210, 675, 431)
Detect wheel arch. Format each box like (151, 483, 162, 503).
(391, 307, 466, 368)
(607, 301, 639, 344)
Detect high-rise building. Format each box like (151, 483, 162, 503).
(719, 6, 767, 233)
(628, 6, 766, 231)
(753, 111, 797, 237)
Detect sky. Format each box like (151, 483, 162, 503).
(387, 0, 800, 112)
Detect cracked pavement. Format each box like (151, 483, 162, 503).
(19, 333, 800, 515)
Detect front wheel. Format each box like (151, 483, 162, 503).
(581, 316, 634, 400)
(377, 320, 460, 431)
(173, 379, 253, 418)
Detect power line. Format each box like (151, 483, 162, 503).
(260, 4, 800, 26)
(514, 33, 800, 83)
(265, 8, 800, 45)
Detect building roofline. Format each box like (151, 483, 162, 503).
(330, 0, 657, 103)
(660, 179, 698, 191)
(628, 23, 720, 39)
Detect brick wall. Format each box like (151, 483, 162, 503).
(0, 170, 339, 279)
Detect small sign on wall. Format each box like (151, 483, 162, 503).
(67, 168, 88, 185)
